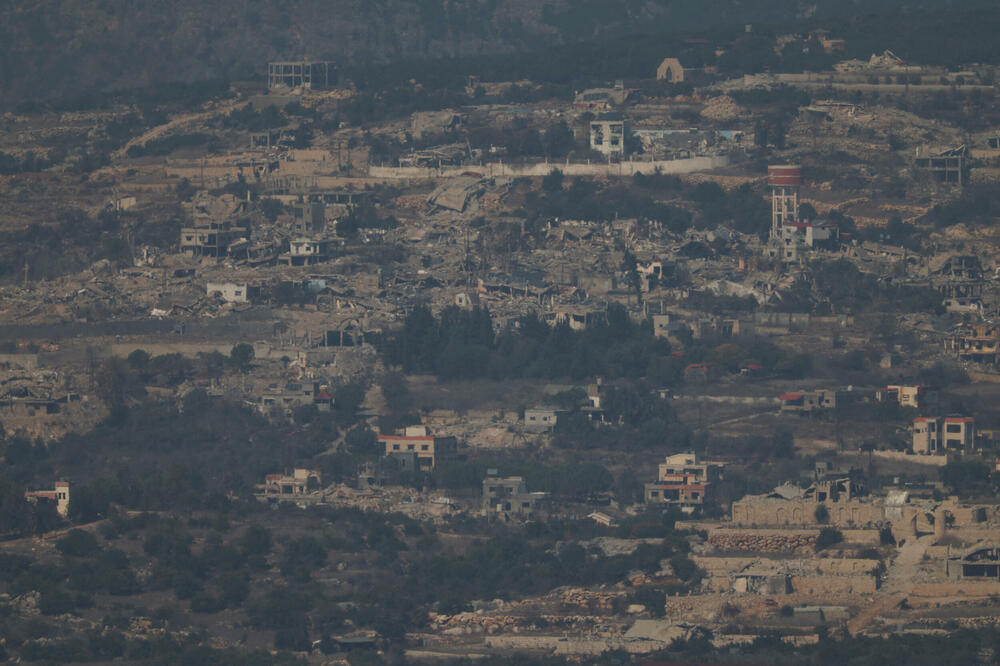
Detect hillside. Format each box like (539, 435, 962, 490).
(2, 0, 998, 106)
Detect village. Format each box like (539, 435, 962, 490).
(3, 11, 1000, 664)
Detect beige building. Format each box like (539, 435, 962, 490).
(482, 475, 547, 519)
(913, 416, 976, 454)
(879, 384, 937, 410)
(25, 481, 70, 517)
(590, 113, 626, 156)
(256, 468, 323, 502)
(730, 478, 883, 527)
(645, 452, 725, 510)
(380, 425, 458, 472)
(656, 58, 684, 82)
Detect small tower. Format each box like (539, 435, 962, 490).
(768, 165, 802, 241)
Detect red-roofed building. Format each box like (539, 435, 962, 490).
(24, 481, 70, 517)
(779, 389, 855, 414)
(645, 452, 725, 511)
(913, 416, 976, 454)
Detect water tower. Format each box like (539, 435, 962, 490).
(768, 164, 802, 241)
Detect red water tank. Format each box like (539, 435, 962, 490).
(768, 165, 802, 187)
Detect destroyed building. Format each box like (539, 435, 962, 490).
(482, 473, 547, 520)
(644, 452, 725, 511)
(730, 478, 881, 527)
(255, 468, 323, 503)
(590, 113, 626, 157)
(945, 322, 1000, 365)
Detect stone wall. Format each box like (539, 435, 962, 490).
(731, 498, 884, 528)
(708, 530, 818, 553)
(368, 155, 731, 180)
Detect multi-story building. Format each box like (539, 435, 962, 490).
(644, 452, 725, 510)
(380, 426, 458, 472)
(913, 416, 976, 454)
(945, 323, 1000, 365)
(267, 61, 337, 90)
(482, 475, 547, 519)
(180, 220, 249, 258)
(590, 113, 626, 156)
(24, 481, 70, 517)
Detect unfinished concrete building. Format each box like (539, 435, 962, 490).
(267, 61, 337, 90)
(915, 145, 967, 185)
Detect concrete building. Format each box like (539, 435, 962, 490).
(644, 452, 725, 511)
(482, 475, 547, 519)
(206, 282, 252, 303)
(255, 468, 323, 502)
(877, 384, 938, 410)
(946, 323, 1000, 365)
(380, 425, 458, 472)
(913, 416, 976, 454)
(524, 407, 558, 433)
(590, 113, 626, 156)
(281, 238, 333, 266)
(267, 61, 337, 90)
(778, 389, 854, 414)
(656, 58, 684, 82)
(915, 145, 967, 185)
(24, 481, 70, 517)
(290, 201, 326, 235)
(730, 478, 881, 527)
(180, 220, 249, 258)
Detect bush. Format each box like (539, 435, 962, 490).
(56, 529, 101, 558)
(814, 504, 830, 524)
(816, 527, 843, 550)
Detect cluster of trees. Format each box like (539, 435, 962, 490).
(385, 303, 675, 382)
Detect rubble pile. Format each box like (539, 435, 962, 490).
(430, 611, 602, 635)
(700, 96, 743, 121)
(708, 532, 817, 553)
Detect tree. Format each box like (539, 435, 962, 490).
(230, 343, 255, 370)
(814, 504, 830, 524)
(94, 358, 145, 409)
(816, 527, 843, 550)
(798, 202, 817, 221)
(542, 168, 564, 193)
(127, 349, 150, 370)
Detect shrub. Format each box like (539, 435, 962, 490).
(816, 527, 843, 550)
(56, 529, 101, 558)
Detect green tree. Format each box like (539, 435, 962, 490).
(542, 168, 564, 193)
(230, 343, 255, 370)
